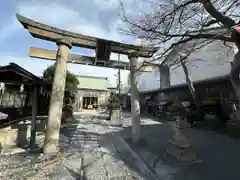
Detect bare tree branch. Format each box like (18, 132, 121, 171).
(119, 0, 239, 67)
(200, 0, 236, 27)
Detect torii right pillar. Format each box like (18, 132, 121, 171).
(159, 65, 170, 100)
(128, 51, 140, 143)
(159, 65, 170, 89)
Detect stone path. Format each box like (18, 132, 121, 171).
(49, 114, 146, 180)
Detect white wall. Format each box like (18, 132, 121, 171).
(137, 40, 235, 92)
(170, 40, 234, 85)
(138, 66, 160, 92)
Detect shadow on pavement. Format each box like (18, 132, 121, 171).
(46, 114, 149, 179)
(62, 129, 147, 179)
(118, 120, 240, 180)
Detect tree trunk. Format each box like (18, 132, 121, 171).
(180, 57, 201, 114)
(230, 50, 240, 120)
(230, 51, 240, 99)
(201, 0, 240, 104)
(201, 0, 236, 28)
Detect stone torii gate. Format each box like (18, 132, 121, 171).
(16, 14, 158, 154)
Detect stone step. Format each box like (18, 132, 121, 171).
(166, 140, 197, 162)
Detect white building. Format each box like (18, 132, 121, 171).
(138, 66, 161, 92)
(137, 40, 235, 92)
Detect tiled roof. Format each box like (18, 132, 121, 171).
(77, 76, 109, 91)
(0, 63, 44, 84)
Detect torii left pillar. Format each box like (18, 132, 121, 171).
(129, 51, 140, 143)
(43, 39, 72, 155)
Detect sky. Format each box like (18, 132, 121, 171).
(0, 0, 145, 86)
(0, 0, 236, 90)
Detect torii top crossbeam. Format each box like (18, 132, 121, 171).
(16, 14, 157, 58)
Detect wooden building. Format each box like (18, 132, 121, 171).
(0, 63, 45, 120)
(139, 75, 237, 114)
(74, 75, 111, 110)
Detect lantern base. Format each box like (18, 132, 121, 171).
(166, 140, 197, 162)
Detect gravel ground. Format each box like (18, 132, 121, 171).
(0, 152, 64, 180)
(0, 112, 146, 180)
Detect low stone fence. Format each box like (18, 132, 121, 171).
(0, 116, 47, 151)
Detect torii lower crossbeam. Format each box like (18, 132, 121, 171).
(29, 47, 153, 71)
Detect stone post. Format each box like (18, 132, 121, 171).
(79, 96, 83, 111)
(123, 95, 127, 109)
(29, 85, 37, 149)
(128, 51, 140, 143)
(43, 39, 72, 155)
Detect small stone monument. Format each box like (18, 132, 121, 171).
(110, 98, 122, 126)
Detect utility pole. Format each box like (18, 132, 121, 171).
(118, 53, 121, 97)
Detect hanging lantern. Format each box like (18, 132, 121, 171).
(20, 84, 24, 93)
(0, 82, 5, 94)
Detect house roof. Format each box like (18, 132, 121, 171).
(0, 63, 44, 85)
(140, 74, 230, 94)
(77, 75, 109, 91)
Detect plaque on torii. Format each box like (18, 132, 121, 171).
(16, 14, 158, 153)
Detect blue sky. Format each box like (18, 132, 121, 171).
(0, 0, 143, 86)
(0, 0, 236, 89)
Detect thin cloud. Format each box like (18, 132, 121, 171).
(0, 17, 21, 40)
(0, 0, 136, 86)
(94, 0, 119, 10)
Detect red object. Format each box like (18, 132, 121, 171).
(235, 24, 240, 33)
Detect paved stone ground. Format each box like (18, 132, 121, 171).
(49, 112, 146, 180)
(120, 112, 240, 180)
(0, 112, 147, 180)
